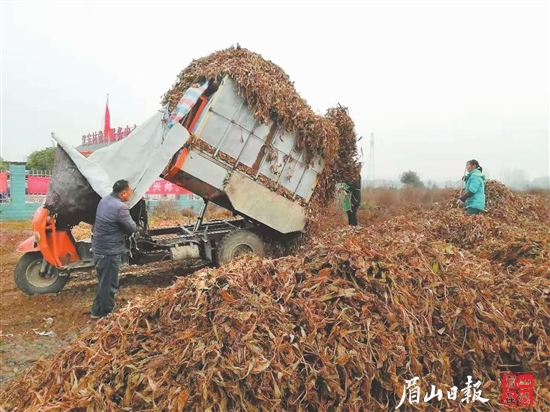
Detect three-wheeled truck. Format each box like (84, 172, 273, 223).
(14, 76, 325, 295)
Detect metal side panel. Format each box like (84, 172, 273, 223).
(196, 109, 229, 148)
(218, 123, 248, 159)
(217, 102, 259, 159)
(181, 149, 229, 190)
(237, 134, 266, 168)
(210, 76, 247, 120)
(224, 173, 307, 234)
(196, 77, 272, 150)
(258, 147, 285, 181)
(278, 158, 307, 194)
(193, 80, 242, 148)
(295, 169, 319, 201)
(192, 75, 325, 203)
(272, 128, 298, 158)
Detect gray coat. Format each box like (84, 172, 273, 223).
(92, 194, 137, 255)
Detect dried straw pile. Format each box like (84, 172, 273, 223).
(161, 46, 361, 216)
(324, 104, 362, 184)
(1, 182, 549, 412)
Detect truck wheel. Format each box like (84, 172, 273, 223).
(216, 230, 265, 266)
(14, 252, 69, 296)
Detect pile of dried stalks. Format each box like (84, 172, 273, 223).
(2, 183, 548, 411)
(324, 104, 362, 184)
(161, 46, 360, 217)
(446, 179, 550, 223)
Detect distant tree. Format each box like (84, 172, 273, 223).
(400, 170, 424, 188)
(426, 180, 438, 189)
(0, 157, 7, 171)
(511, 169, 529, 190)
(501, 168, 529, 190)
(26, 147, 56, 171)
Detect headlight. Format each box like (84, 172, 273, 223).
(34, 232, 41, 243)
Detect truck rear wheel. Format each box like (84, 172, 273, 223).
(216, 229, 265, 266)
(14, 252, 69, 296)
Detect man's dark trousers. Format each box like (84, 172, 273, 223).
(347, 206, 358, 226)
(91, 253, 122, 317)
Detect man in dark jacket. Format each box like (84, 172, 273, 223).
(129, 197, 149, 234)
(344, 176, 362, 226)
(90, 179, 136, 318)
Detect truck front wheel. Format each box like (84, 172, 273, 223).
(14, 252, 70, 296)
(216, 230, 265, 266)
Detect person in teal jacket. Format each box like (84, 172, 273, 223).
(460, 159, 486, 215)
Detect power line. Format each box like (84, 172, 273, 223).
(366, 133, 375, 187)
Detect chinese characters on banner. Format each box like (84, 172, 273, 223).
(396, 376, 489, 409)
(23, 176, 190, 196)
(81, 125, 137, 146)
(501, 373, 535, 407)
(146, 180, 191, 195)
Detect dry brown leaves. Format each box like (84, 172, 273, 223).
(1, 184, 549, 412)
(160, 46, 358, 221)
(446, 180, 550, 223)
(324, 104, 361, 184)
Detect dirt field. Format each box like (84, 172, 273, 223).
(0, 219, 206, 390)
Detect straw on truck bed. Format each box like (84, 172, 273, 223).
(162, 46, 361, 220)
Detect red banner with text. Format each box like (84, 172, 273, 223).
(27, 176, 50, 194)
(24, 176, 190, 196)
(0, 172, 7, 193)
(145, 179, 192, 195)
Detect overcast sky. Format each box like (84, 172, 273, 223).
(1, 1, 548, 182)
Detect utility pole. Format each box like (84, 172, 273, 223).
(366, 133, 375, 187)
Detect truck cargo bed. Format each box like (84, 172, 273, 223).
(163, 76, 325, 234)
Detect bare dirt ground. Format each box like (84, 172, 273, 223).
(0, 219, 206, 390)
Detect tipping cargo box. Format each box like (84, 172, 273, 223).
(163, 76, 325, 234)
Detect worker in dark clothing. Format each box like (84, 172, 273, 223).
(343, 176, 362, 226)
(129, 197, 149, 234)
(90, 179, 136, 319)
